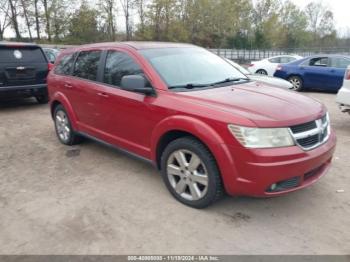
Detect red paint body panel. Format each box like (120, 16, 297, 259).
(48, 42, 337, 197)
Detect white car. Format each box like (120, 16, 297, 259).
(248, 55, 303, 76)
(336, 65, 350, 114)
(225, 59, 293, 90)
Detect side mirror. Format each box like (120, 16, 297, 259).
(120, 75, 154, 95)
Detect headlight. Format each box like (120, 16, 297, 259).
(228, 125, 295, 148)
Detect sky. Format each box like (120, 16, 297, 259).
(291, 0, 350, 36)
(3, 0, 350, 38)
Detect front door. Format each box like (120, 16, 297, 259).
(97, 50, 158, 158)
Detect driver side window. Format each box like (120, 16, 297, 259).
(103, 51, 144, 87)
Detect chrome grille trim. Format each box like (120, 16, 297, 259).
(289, 114, 330, 151)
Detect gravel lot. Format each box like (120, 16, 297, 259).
(0, 92, 349, 255)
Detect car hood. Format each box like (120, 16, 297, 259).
(178, 81, 326, 127)
(248, 75, 293, 90)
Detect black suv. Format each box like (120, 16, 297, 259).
(0, 42, 51, 103)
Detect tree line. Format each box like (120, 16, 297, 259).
(1, 0, 349, 49)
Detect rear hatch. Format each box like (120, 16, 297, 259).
(0, 45, 48, 87)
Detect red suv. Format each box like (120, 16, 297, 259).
(48, 42, 336, 208)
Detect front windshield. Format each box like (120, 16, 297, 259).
(140, 47, 248, 89)
(225, 59, 251, 75)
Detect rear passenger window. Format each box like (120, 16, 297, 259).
(309, 57, 328, 67)
(73, 51, 101, 81)
(280, 57, 294, 63)
(54, 53, 75, 75)
(103, 51, 143, 87)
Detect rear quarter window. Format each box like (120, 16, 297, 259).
(0, 46, 47, 63)
(54, 53, 76, 75)
(268, 57, 280, 63)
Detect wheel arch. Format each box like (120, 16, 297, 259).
(50, 92, 79, 131)
(151, 115, 226, 170)
(151, 116, 238, 195)
(287, 73, 303, 80)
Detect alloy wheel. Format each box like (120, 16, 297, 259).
(55, 110, 71, 143)
(167, 149, 209, 201)
(289, 77, 301, 90)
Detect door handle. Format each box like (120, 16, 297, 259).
(64, 83, 73, 89)
(97, 92, 109, 98)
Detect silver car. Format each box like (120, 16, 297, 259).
(225, 59, 293, 90)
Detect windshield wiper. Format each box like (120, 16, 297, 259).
(168, 83, 213, 89)
(168, 77, 249, 90)
(210, 77, 249, 86)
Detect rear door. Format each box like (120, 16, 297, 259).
(302, 57, 332, 89)
(328, 57, 350, 91)
(69, 50, 105, 131)
(0, 45, 48, 87)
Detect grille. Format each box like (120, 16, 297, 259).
(267, 177, 300, 192)
(289, 114, 330, 150)
(297, 134, 319, 148)
(290, 121, 317, 134)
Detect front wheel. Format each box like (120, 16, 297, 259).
(288, 76, 303, 91)
(161, 137, 223, 208)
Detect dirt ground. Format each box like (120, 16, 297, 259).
(0, 92, 349, 255)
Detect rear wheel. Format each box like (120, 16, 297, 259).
(35, 94, 49, 104)
(256, 69, 268, 75)
(161, 137, 223, 208)
(54, 105, 82, 145)
(288, 76, 303, 91)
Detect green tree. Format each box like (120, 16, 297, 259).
(67, 2, 102, 44)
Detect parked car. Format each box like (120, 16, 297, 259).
(48, 42, 336, 208)
(225, 59, 293, 89)
(274, 55, 350, 92)
(248, 55, 302, 76)
(336, 65, 350, 114)
(0, 42, 52, 103)
(43, 48, 60, 64)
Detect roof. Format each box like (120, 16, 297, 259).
(65, 41, 195, 51)
(307, 54, 350, 58)
(0, 41, 40, 48)
(122, 41, 195, 50)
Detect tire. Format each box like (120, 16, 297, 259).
(256, 69, 268, 75)
(160, 137, 223, 208)
(53, 104, 82, 145)
(35, 94, 49, 104)
(288, 76, 303, 91)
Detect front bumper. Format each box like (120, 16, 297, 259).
(0, 84, 47, 98)
(221, 130, 336, 197)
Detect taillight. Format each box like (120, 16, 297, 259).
(276, 64, 283, 71)
(248, 64, 254, 67)
(345, 69, 350, 80)
(48, 63, 54, 71)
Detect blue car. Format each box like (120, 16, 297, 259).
(274, 55, 350, 92)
